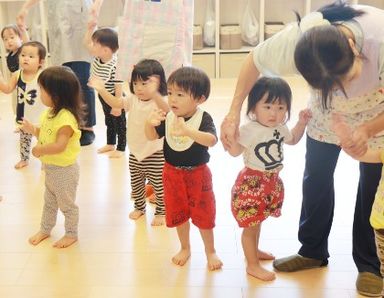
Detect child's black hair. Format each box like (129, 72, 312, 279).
(247, 77, 292, 121)
(1, 24, 21, 39)
(129, 59, 167, 96)
(20, 41, 47, 63)
(167, 66, 210, 101)
(91, 27, 119, 53)
(294, 0, 365, 109)
(38, 66, 85, 126)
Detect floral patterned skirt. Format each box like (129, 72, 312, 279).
(231, 167, 284, 227)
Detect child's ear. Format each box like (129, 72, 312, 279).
(348, 38, 359, 56)
(39, 59, 45, 68)
(197, 95, 206, 104)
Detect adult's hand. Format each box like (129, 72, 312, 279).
(347, 124, 369, 157)
(220, 112, 240, 151)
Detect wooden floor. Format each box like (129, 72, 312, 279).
(0, 77, 366, 298)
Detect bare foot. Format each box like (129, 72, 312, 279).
(53, 235, 77, 248)
(151, 215, 165, 226)
(246, 263, 276, 281)
(29, 231, 50, 246)
(172, 249, 191, 266)
(129, 209, 144, 220)
(207, 253, 223, 271)
(97, 145, 115, 154)
(109, 150, 124, 158)
(15, 160, 29, 169)
(258, 249, 275, 260)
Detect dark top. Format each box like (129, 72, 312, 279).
(6, 49, 20, 73)
(155, 111, 217, 167)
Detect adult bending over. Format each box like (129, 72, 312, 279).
(221, 1, 384, 296)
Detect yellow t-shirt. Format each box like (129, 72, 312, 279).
(370, 151, 384, 229)
(38, 108, 81, 166)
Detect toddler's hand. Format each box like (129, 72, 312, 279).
(110, 108, 122, 117)
(171, 117, 188, 137)
(147, 108, 166, 126)
(87, 76, 105, 91)
(20, 118, 35, 135)
(298, 108, 312, 125)
(331, 113, 353, 145)
(32, 145, 42, 158)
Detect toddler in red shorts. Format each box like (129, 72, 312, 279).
(145, 66, 223, 271)
(227, 77, 311, 281)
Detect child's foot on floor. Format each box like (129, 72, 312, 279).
(172, 248, 191, 266)
(109, 150, 124, 158)
(15, 160, 29, 169)
(258, 249, 275, 260)
(53, 236, 77, 248)
(151, 215, 165, 226)
(29, 231, 50, 245)
(247, 264, 276, 281)
(129, 209, 144, 220)
(97, 144, 115, 154)
(206, 253, 223, 271)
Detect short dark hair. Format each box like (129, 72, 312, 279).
(20, 41, 47, 61)
(247, 77, 292, 121)
(38, 66, 85, 126)
(167, 66, 210, 101)
(294, 1, 365, 109)
(92, 28, 119, 53)
(129, 59, 167, 96)
(294, 26, 353, 109)
(1, 24, 21, 39)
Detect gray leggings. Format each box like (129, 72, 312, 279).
(40, 163, 80, 238)
(20, 130, 32, 161)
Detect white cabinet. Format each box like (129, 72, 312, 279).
(192, 0, 384, 78)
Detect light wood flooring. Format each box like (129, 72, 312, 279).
(0, 77, 367, 297)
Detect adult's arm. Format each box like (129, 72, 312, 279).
(16, 0, 40, 27)
(349, 112, 384, 156)
(220, 53, 260, 150)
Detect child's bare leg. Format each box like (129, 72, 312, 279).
(242, 225, 275, 281)
(97, 144, 115, 154)
(129, 209, 145, 220)
(53, 235, 77, 248)
(15, 160, 29, 169)
(151, 215, 165, 226)
(29, 231, 50, 246)
(172, 221, 191, 266)
(199, 228, 223, 271)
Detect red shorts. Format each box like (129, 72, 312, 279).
(163, 162, 216, 229)
(231, 167, 284, 227)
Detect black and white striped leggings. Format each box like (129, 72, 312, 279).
(129, 150, 165, 215)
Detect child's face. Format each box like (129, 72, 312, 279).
(252, 94, 288, 127)
(19, 45, 43, 72)
(39, 85, 53, 108)
(167, 84, 204, 118)
(133, 78, 157, 101)
(92, 41, 112, 61)
(2, 28, 22, 53)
